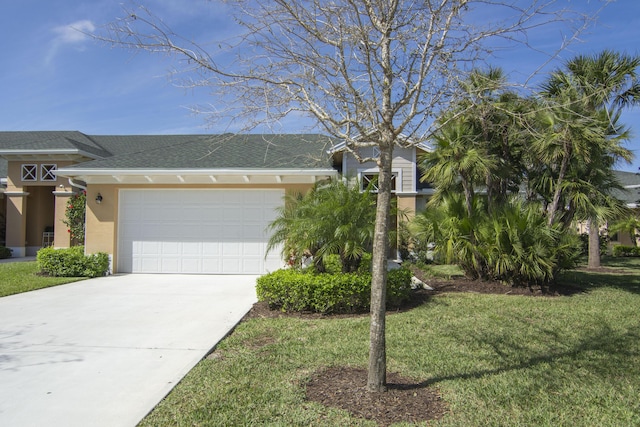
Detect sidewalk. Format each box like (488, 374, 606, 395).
(0, 256, 36, 264)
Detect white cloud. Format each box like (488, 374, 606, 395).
(52, 20, 96, 44)
(45, 20, 96, 65)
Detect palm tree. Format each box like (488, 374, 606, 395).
(538, 51, 638, 267)
(266, 178, 378, 273)
(419, 119, 495, 218)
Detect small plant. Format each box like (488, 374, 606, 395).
(63, 191, 86, 244)
(0, 246, 12, 259)
(37, 246, 109, 277)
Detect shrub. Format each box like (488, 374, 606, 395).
(612, 245, 640, 257)
(256, 266, 412, 314)
(410, 196, 582, 286)
(0, 246, 12, 259)
(323, 253, 372, 275)
(37, 246, 109, 278)
(63, 192, 86, 244)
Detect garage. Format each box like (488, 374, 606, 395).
(117, 189, 284, 274)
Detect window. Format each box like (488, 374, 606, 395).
(361, 172, 398, 193)
(21, 164, 37, 181)
(41, 164, 57, 181)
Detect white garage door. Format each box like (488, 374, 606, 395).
(117, 189, 284, 274)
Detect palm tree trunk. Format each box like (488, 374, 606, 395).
(588, 218, 601, 269)
(547, 151, 570, 226)
(461, 178, 474, 218)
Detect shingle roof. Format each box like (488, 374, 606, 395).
(67, 134, 338, 170)
(612, 170, 640, 205)
(0, 131, 110, 158)
(0, 132, 340, 176)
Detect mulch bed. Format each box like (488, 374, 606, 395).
(241, 272, 584, 426)
(306, 366, 447, 426)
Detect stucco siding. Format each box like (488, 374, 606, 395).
(7, 160, 76, 190)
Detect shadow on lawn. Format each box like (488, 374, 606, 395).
(558, 268, 640, 295)
(399, 319, 640, 390)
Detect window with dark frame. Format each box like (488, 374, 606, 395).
(361, 172, 397, 193)
(21, 164, 37, 181)
(41, 164, 57, 181)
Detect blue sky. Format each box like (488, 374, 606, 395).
(1, 0, 639, 171)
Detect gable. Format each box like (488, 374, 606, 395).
(340, 145, 431, 194)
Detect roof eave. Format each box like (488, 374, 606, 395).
(56, 167, 338, 176)
(56, 168, 338, 185)
(0, 149, 103, 160)
(327, 138, 432, 154)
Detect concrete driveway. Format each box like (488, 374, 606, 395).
(0, 274, 258, 427)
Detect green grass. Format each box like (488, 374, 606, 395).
(0, 262, 85, 297)
(140, 257, 640, 426)
(419, 263, 465, 279)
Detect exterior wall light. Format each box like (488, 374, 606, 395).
(96, 193, 103, 204)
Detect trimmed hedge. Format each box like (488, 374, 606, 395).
(0, 246, 12, 259)
(37, 246, 110, 278)
(256, 266, 413, 314)
(612, 245, 640, 257)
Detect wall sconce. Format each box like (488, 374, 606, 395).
(95, 193, 103, 204)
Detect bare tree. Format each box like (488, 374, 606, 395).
(98, 0, 596, 392)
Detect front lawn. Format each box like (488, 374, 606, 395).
(140, 257, 640, 426)
(0, 262, 85, 297)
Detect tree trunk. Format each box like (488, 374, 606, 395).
(588, 218, 601, 269)
(367, 143, 393, 393)
(461, 178, 474, 218)
(547, 152, 570, 226)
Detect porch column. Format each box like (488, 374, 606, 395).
(5, 191, 29, 257)
(53, 187, 74, 249)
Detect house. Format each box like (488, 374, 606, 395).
(608, 170, 640, 246)
(0, 131, 432, 274)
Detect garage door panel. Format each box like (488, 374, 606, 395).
(202, 242, 222, 256)
(161, 242, 179, 255)
(222, 258, 242, 274)
(242, 258, 263, 274)
(242, 242, 262, 256)
(118, 189, 283, 274)
(179, 258, 201, 272)
(243, 224, 266, 238)
(141, 241, 161, 255)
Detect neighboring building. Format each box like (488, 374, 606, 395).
(0, 131, 432, 274)
(572, 170, 640, 246)
(610, 170, 640, 246)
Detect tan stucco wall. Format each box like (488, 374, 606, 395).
(0, 193, 6, 245)
(396, 194, 417, 219)
(7, 160, 76, 190)
(53, 185, 74, 249)
(84, 183, 316, 272)
(5, 192, 27, 255)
